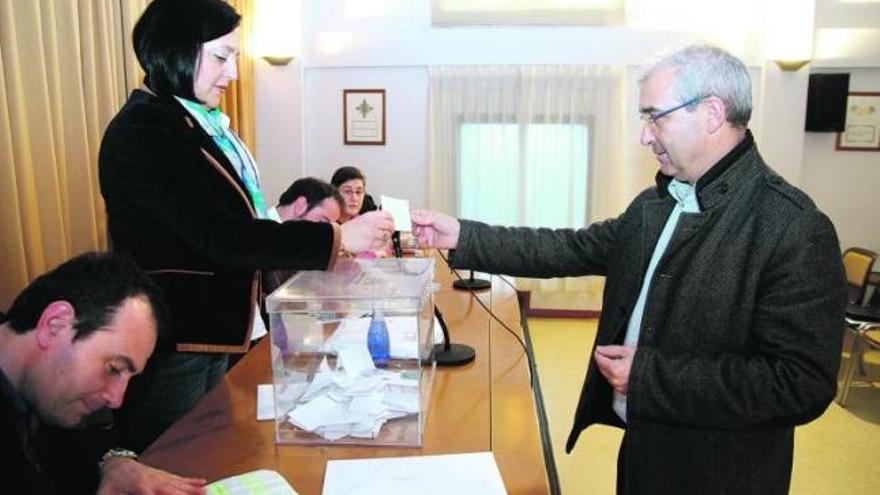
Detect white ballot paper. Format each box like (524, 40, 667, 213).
(256, 384, 274, 421)
(380, 194, 412, 232)
(286, 346, 420, 441)
(322, 452, 507, 495)
(208, 469, 298, 495)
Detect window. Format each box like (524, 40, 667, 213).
(458, 122, 589, 229)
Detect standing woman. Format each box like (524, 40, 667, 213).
(99, 0, 392, 452)
(331, 166, 378, 223)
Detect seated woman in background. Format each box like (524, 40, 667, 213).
(331, 166, 377, 223)
(331, 166, 395, 258)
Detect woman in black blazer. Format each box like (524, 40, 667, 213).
(99, 0, 393, 452)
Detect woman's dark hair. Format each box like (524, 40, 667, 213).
(133, 0, 240, 101)
(330, 166, 366, 188)
(330, 166, 377, 214)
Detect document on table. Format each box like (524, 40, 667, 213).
(257, 384, 274, 421)
(322, 452, 507, 495)
(207, 469, 298, 495)
(380, 194, 411, 232)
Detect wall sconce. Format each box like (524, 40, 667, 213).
(774, 59, 811, 71)
(255, 0, 298, 66)
(263, 55, 294, 66)
(765, 0, 815, 72)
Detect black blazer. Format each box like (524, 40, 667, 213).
(99, 90, 340, 352)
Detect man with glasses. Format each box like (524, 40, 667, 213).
(412, 44, 845, 494)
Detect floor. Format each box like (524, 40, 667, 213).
(528, 317, 880, 495)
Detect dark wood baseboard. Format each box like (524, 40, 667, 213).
(517, 290, 602, 319)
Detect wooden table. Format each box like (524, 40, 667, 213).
(142, 266, 550, 494)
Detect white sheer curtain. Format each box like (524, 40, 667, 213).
(428, 64, 624, 293)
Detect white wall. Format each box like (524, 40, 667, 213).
(254, 0, 880, 251)
(801, 67, 880, 253)
(803, 0, 880, 252)
(292, 0, 772, 212)
(303, 67, 429, 207)
(255, 59, 304, 205)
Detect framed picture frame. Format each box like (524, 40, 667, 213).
(836, 92, 880, 151)
(343, 89, 386, 145)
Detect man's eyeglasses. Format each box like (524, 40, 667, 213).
(639, 96, 703, 126)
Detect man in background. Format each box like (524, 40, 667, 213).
(0, 252, 207, 494)
(268, 177, 344, 226)
(231, 177, 347, 365)
(264, 177, 344, 294)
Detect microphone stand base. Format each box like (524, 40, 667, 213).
(452, 278, 491, 291)
(432, 343, 476, 366)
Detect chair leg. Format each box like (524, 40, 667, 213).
(839, 337, 863, 407)
(858, 346, 868, 376)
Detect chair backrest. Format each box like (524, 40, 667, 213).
(842, 247, 878, 305)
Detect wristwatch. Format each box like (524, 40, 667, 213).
(99, 448, 139, 469)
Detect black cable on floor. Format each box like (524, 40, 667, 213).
(436, 249, 560, 494)
(520, 303, 562, 495)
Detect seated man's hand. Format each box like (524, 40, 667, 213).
(411, 210, 460, 250)
(340, 210, 395, 252)
(97, 458, 207, 495)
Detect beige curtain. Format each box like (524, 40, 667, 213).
(0, 0, 132, 309)
(222, 0, 256, 153)
(0, 0, 256, 309)
(121, 0, 153, 93)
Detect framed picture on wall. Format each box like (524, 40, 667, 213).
(343, 89, 386, 145)
(836, 92, 880, 151)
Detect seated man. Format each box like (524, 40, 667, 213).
(265, 177, 344, 293)
(0, 252, 206, 495)
(268, 177, 344, 225)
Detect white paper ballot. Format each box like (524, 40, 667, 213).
(337, 346, 375, 377)
(322, 452, 507, 495)
(380, 195, 412, 232)
(208, 469, 298, 495)
(257, 384, 274, 421)
(286, 366, 421, 441)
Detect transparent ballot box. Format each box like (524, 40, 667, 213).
(265, 257, 436, 447)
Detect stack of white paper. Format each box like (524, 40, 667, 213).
(322, 452, 507, 495)
(286, 349, 419, 441)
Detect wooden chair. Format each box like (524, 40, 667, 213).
(842, 247, 877, 306)
(838, 247, 880, 406)
(839, 306, 880, 406)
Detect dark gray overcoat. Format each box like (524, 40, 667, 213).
(451, 135, 846, 495)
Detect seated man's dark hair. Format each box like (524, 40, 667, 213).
(133, 0, 241, 101)
(2, 252, 169, 342)
(278, 177, 344, 212)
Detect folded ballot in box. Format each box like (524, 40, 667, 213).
(265, 258, 436, 447)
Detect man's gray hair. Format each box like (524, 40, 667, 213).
(640, 44, 752, 128)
